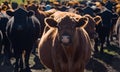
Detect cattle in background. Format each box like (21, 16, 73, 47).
(115, 17, 120, 48)
(105, 0, 117, 12)
(0, 30, 3, 54)
(26, 3, 57, 54)
(94, 2, 118, 53)
(114, 8, 120, 48)
(1, 1, 11, 10)
(56, 5, 69, 11)
(6, 8, 41, 72)
(104, 1, 118, 41)
(83, 14, 101, 39)
(38, 15, 92, 72)
(11, 2, 18, 10)
(26, 3, 57, 38)
(82, 3, 96, 17)
(0, 16, 11, 59)
(110, 13, 118, 41)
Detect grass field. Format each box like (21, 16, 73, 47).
(0, 0, 40, 5)
(0, 0, 24, 4)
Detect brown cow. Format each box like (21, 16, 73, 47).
(115, 8, 120, 47)
(83, 14, 101, 39)
(115, 17, 120, 48)
(38, 15, 92, 72)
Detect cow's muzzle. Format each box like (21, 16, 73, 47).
(60, 35, 71, 46)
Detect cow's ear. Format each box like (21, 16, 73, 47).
(76, 17, 88, 27)
(6, 10, 14, 16)
(27, 10, 34, 17)
(45, 17, 57, 28)
(93, 16, 102, 25)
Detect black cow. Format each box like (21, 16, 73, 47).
(11, 2, 18, 10)
(6, 8, 41, 72)
(0, 17, 11, 59)
(105, 0, 117, 12)
(83, 6, 95, 17)
(94, 6, 117, 53)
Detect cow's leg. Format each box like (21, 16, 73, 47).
(25, 49, 31, 72)
(100, 36, 105, 53)
(0, 31, 2, 55)
(3, 35, 11, 65)
(106, 28, 111, 46)
(94, 38, 99, 52)
(3, 35, 11, 60)
(106, 34, 110, 46)
(20, 53, 23, 71)
(31, 43, 36, 54)
(14, 46, 22, 72)
(14, 54, 20, 72)
(119, 33, 120, 47)
(0, 42, 2, 55)
(100, 43, 104, 53)
(118, 26, 120, 47)
(110, 25, 114, 41)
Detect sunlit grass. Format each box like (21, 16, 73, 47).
(0, 0, 24, 5)
(0, 0, 40, 5)
(104, 49, 118, 56)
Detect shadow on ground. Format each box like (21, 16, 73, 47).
(0, 42, 120, 72)
(88, 43, 120, 72)
(30, 54, 45, 70)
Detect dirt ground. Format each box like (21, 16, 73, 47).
(0, 40, 120, 72)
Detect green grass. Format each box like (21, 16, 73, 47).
(104, 49, 118, 56)
(0, 0, 40, 5)
(0, 0, 23, 4)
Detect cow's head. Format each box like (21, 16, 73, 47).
(6, 8, 34, 31)
(45, 15, 88, 46)
(26, 3, 39, 12)
(84, 14, 101, 39)
(6, 8, 34, 17)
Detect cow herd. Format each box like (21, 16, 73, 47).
(0, 0, 120, 72)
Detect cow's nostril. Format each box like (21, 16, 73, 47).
(61, 36, 70, 43)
